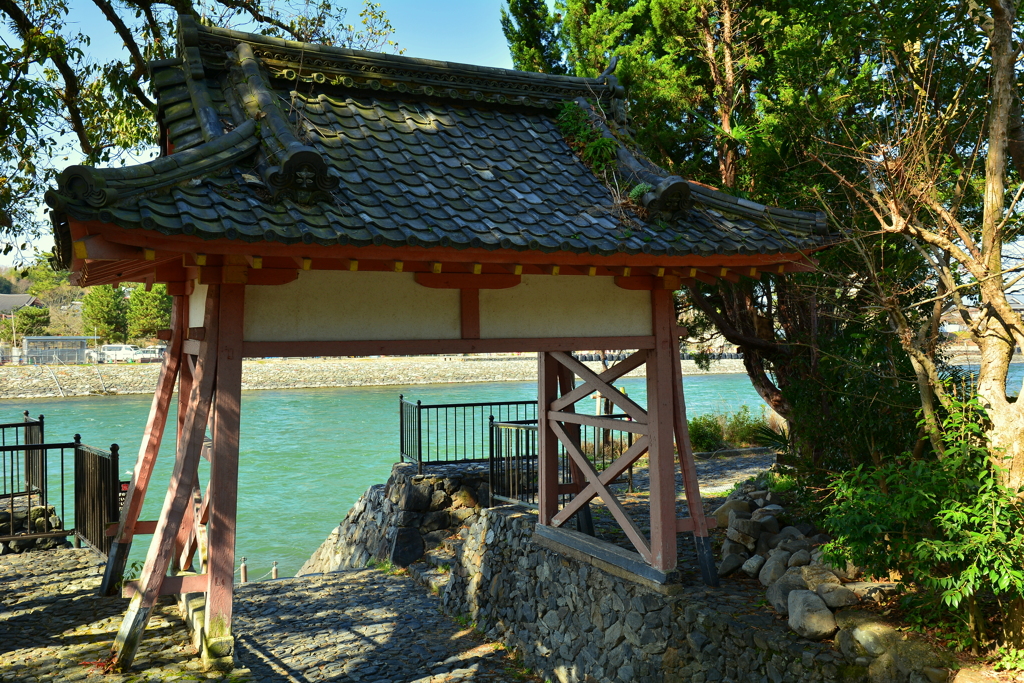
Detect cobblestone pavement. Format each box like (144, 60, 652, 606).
(0, 548, 535, 682)
(0, 548, 237, 682)
(232, 569, 537, 682)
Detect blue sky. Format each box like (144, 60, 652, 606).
(6, 0, 531, 265)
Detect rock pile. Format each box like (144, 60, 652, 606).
(0, 505, 71, 553)
(713, 479, 956, 681)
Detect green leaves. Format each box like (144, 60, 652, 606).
(823, 392, 1024, 649)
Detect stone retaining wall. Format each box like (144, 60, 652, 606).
(0, 356, 746, 399)
(441, 507, 955, 683)
(299, 462, 489, 575)
(306, 462, 958, 683)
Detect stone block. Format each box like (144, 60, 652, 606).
(720, 539, 747, 557)
(389, 527, 424, 567)
(420, 510, 450, 533)
(729, 518, 762, 538)
(758, 515, 781, 535)
(787, 591, 837, 640)
(398, 481, 432, 512)
(800, 564, 840, 591)
(845, 581, 898, 603)
(726, 527, 757, 550)
(451, 486, 478, 509)
(712, 499, 750, 527)
(787, 549, 811, 567)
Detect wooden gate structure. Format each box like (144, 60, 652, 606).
(45, 16, 833, 671)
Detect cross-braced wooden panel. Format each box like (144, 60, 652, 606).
(536, 290, 719, 583)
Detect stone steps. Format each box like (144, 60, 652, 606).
(408, 547, 456, 594)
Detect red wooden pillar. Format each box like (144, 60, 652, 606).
(537, 351, 560, 524)
(110, 287, 221, 672)
(204, 283, 244, 661)
(101, 296, 184, 595)
(557, 364, 592, 534)
(647, 289, 679, 573)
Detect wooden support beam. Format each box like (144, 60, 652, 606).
(100, 296, 184, 596)
(537, 352, 559, 525)
(110, 287, 221, 672)
(548, 351, 648, 422)
(556, 366, 591, 535)
(243, 336, 656, 358)
(460, 289, 480, 340)
(551, 351, 647, 410)
(205, 283, 245, 650)
(105, 520, 158, 537)
(550, 421, 652, 562)
(121, 573, 209, 598)
(646, 288, 679, 573)
(547, 410, 648, 434)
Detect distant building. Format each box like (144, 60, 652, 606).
(17, 336, 99, 364)
(0, 294, 43, 318)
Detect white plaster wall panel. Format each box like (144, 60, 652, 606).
(188, 284, 209, 328)
(479, 275, 652, 339)
(243, 271, 461, 342)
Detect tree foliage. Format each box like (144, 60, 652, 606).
(0, 0, 401, 260)
(81, 284, 126, 343)
(0, 304, 49, 341)
(126, 284, 171, 341)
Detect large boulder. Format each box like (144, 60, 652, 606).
(817, 583, 859, 608)
(712, 499, 750, 528)
(397, 482, 432, 512)
(766, 567, 808, 614)
(758, 551, 791, 586)
(788, 590, 838, 640)
(741, 554, 766, 578)
(846, 581, 899, 604)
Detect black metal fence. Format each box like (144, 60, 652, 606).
(0, 413, 122, 557)
(488, 415, 635, 509)
(399, 396, 536, 473)
(74, 442, 120, 556)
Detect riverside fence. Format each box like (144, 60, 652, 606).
(0, 412, 122, 556)
(399, 396, 536, 473)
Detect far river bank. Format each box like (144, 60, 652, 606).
(0, 355, 746, 399)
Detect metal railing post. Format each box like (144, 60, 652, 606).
(398, 394, 405, 463)
(416, 400, 423, 475)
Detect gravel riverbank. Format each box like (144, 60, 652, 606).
(0, 356, 746, 399)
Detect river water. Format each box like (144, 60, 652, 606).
(7, 364, 1021, 578)
(6, 372, 765, 578)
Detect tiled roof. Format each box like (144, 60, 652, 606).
(0, 294, 40, 314)
(46, 16, 833, 262)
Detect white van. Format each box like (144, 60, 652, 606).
(88, 344, 137, 363)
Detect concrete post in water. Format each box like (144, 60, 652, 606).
(240, 557, 247, 583)
(272, 561, 278, 579)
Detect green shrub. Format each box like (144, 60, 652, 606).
(823, 394, 1024, 651)
(722, 405, 768, 446)
(629, 182, 653, 202)
(689, 414, 725, 452)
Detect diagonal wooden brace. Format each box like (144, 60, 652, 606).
(551, 434, 650, 526)
(550, 421, 652, 562)
(548, 351, 648, 421)
(101, 297, 185, 596)
(550, 350, 647, 411)
(109, 286, 221, 672)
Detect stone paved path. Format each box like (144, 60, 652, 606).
(233, 569, 536, 682)
(0, 548, 535, 682)
(0, 548, 231, 682)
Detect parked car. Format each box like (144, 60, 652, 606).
(133, 347, 165, 363)
(86, 344, 138, 363)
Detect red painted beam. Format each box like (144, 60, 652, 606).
(242, 336, 657, 358)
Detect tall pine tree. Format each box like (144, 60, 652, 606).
(500, 0, 569, 74)
(81, 285, 127, 343)
(126, 284, 172, 342)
